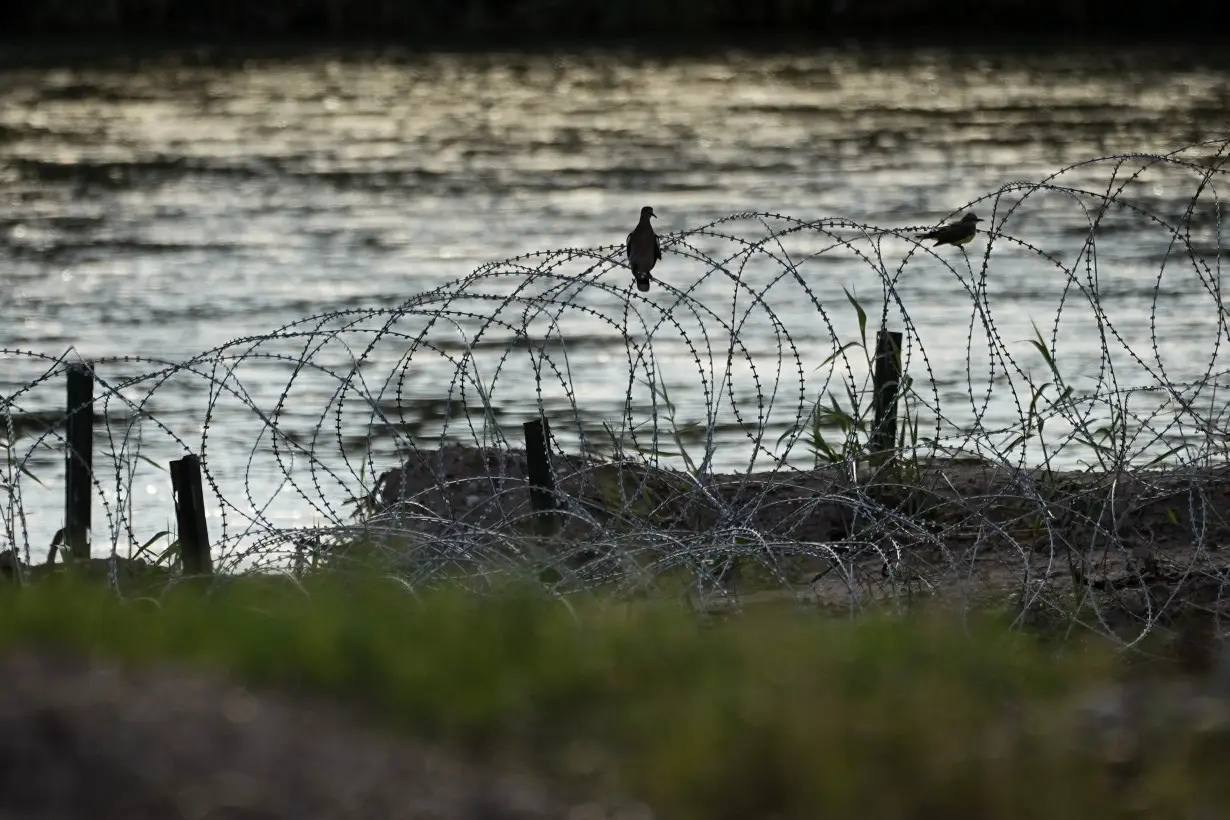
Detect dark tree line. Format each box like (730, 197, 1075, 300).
(0, 0, 1224, 40)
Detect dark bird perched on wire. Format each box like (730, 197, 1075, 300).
(915, 212, 982, 247)
(625, 205, 662, 292)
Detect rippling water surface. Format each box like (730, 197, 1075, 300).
(3, 44, 1230, 558)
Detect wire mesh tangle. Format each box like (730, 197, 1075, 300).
(4, 138, 1230, 645)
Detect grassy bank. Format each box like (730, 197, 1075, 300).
(2, 572, 1229, 818)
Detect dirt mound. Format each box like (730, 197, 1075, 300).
(352, 447, 1230, 629)
(357, 443, 855, 542)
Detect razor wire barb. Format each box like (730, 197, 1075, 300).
(4, 137, 1230, 645)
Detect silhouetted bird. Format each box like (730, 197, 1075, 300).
(915, 212, 982, 247)
(626, 206, 661, 292)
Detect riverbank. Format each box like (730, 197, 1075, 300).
(2, 576, 1229, 819)
(343, 444, 1230, 645)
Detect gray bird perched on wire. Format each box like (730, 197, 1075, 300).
(915, 212, 982, 247)
(626, 205, 662, 292)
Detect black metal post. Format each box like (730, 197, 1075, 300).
(170, 453, 212, 575)
(64, 362, 94, 559)
(523, 417, 559, 536)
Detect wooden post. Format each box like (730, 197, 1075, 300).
(170, 453, 212, 576)
(64, 362, 94, 559)
(522, 417, 559, 536)
(870, 330, 904, 467)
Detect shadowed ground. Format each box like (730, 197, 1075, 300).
(0, 650, 612, 820)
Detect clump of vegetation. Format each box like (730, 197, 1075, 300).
(3, 572, 1230, 820)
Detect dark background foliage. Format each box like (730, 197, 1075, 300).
(1, 0, 1226, 42)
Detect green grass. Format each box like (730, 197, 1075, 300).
(3, 572, 1229, 818)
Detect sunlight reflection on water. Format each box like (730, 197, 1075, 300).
(2, 44, 1230, 557)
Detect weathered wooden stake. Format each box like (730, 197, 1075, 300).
(170, 453, 212, 576)
(64, 362, 94, 559)
(870, 330, 904, 467)
(522, 417, 559, 536)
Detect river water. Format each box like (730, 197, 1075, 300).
(2, 44, 1230, 562)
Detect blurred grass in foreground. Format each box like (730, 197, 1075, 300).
(1, 574, 1228, 819)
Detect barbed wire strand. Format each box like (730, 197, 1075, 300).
(4, 140, 1230, 648)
